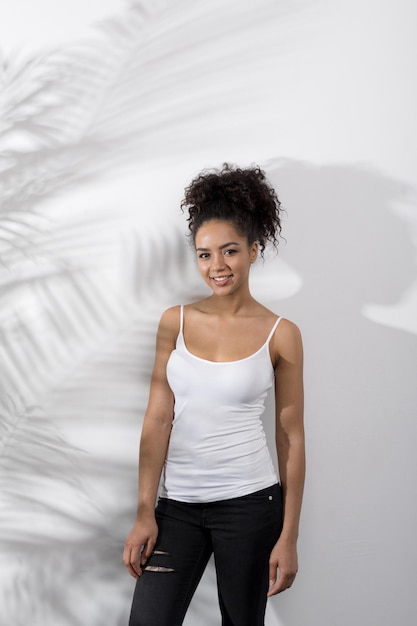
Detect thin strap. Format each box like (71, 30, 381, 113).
(179, 304, 184, 334)
(266, 316, 282, 345)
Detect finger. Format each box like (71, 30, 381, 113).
(123, 545, 142, 579)
(268, 563, 277, 595)
(268, 572, 296, 596)
(132, 550, 144, 578)
(267, 576, 282, 597)
(268, 568, 286, 596)
(141, 538, 156, 565)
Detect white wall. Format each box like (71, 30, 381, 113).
(0, 1, 416, 625)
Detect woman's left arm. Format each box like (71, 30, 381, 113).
(268, 319, 305, 597)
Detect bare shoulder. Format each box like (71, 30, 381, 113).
(159, 305, 181, 328)
(156, 305, 181, 349)
(277, 318, 302, 341)
(272, 317, 303, 365)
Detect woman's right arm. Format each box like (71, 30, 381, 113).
(123, 307, 178, 579)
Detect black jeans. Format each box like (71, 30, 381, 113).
(128, 483, 282, 626)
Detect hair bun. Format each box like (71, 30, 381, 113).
(181, 163, 282, 256)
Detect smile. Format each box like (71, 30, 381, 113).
(211, 275, 233, 284)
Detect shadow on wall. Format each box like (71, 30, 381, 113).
(1, 159, 416, 626)
(1, 2, 416, 623)
(258, 160, 417, 626)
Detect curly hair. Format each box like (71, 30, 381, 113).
(181, 163, 282, 257)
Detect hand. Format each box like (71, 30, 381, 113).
(123, 516, 158, 579)
(267, 538, 298, 596)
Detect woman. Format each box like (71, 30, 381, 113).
(123, 164, 305, 626)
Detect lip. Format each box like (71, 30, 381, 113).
(211, 274, 233, 284)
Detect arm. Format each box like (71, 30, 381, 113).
(123, 307, 178, 578)
(268, 319, 305, 596)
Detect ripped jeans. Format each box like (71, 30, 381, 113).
(128, 483, 282, 626)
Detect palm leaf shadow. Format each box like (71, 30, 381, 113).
(0, 1, 314, 624)
(0, 221, 207, 624)
(1, 0, 310, 262)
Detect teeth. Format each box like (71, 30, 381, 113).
(212, 276, 230, 282)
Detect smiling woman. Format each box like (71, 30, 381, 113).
(123, 164, 305, 626)
(195, 221, 258, 296)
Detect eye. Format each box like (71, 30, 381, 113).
(198, 252, 210, 259)
(224, 249, 237, 256)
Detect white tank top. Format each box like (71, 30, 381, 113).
(162, 305, 281, 502)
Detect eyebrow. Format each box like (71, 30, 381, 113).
(196, 241, 241, 251)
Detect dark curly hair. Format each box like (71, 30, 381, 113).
(181, 163, 282, 257)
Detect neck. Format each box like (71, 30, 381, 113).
(206, 291, 255, 316)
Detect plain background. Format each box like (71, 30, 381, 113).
(0, 1, 416, 625)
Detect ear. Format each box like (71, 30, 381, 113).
(250, 241, 259, 263)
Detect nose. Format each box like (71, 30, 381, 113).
(211, 252, 227, 270)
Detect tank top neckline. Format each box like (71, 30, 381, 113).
(178, 304, 281, 365)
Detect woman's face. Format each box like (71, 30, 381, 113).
(194, 219, 258, 296)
